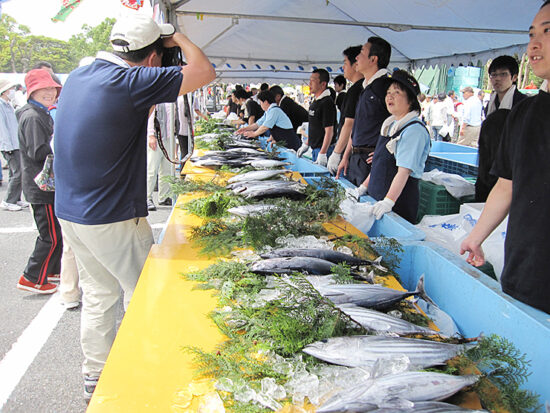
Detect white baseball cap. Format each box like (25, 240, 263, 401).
(0, 79, 17, 95)
(110, 14, 175, 52)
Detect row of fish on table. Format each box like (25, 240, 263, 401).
(190, 135, 488, 412)
(244, 247, 486, 412)
(192, 136, 311, 200)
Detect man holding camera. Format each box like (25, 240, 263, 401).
(53, 14, 215, 400)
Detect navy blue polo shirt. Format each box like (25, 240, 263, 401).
(54, 52, 182, 225)
(351, 75, 390, 147)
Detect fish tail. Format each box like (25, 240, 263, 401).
(372, 256, 388, 272)
(415, 274, 437, 306)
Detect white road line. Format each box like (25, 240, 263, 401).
(0, 227, 37, 234)
(0, 294, 65, 410)
(150, 223, 165, 229)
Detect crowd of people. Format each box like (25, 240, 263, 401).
(223, 2, 550, 318)
(0, 1, 549, 404)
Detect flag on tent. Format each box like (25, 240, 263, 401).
(121, 0, 145, 10)
(52, 0, 83, 22)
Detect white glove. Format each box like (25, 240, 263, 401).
(372, 197, 395, 220)
(316, 153, 328, 167)
(345, 184, 368, 201)
(297, 144, 309, 157)
(327, 152, 342, 175)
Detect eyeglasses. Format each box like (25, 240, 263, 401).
(489, 72, 511, 79)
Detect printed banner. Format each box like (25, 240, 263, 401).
(52, 0, 83, 22)
(121, 0, 145, 10)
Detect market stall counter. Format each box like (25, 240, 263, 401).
(86, 192, 375, 412)
(86, 194, 225, 412)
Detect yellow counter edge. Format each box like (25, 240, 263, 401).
(87, 195, 225, 412)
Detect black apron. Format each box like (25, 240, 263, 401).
(270, 125, 301, 150)
(367, 121, 424, 224)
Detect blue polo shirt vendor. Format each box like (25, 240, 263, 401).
(356, 70, 430, 223)
(236, 90, 301, 150)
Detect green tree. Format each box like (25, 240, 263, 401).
(68, 18, 115, 65)
(0, 14, 30, 72)
(21, 35, 74, 73)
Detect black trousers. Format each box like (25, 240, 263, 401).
(347, 152, 372, 186)
(24, 204, 63, 284)
(1, 150, 22, 204)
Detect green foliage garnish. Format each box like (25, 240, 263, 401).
(330, 263, 355, 284)
(165, 176, 225, 195)
(183, 192, 244, 219)
(465, 334, 541, 413)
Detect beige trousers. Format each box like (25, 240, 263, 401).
(59, 217, 154, 377)
(457, 125, 480, 147)
(59, 244, 80, 303)
(146, 145, 172, 202)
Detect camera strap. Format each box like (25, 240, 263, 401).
(153, 94, 194, 168)
(154, 106, 180, 166)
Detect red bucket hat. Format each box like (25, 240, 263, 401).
(25, 69, 62, 100)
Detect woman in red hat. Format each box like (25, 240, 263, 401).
(16, 68, 63, 294)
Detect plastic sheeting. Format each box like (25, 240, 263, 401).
(159, 0, 538, 81)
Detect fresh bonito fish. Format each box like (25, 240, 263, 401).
(317, 275, 428, 310)
(337, 304, 441, 336)
(303, 335, 471, 368)
(248, 159, 291, 168)
(242, 184, 306, 200)
(226, 147, 265, 155)
(318, 372, 479, 412)
(227, 169, 288, 183)
(250, 256, 336, 275)
(227, 205, 276, 217)
(260, 248, 378, 267)
(230, 180, 295, 193)
(369, 401, 489, 412)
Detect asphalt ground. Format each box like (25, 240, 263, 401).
(0, 178, 172, 413)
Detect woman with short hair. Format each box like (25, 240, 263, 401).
(236, 90, 301, 150)
(356, 70, 431, 223)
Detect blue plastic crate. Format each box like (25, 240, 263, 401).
(371, 240, 550, 407)
(430, 141, 478, 154)
(425, 156, 478, 178)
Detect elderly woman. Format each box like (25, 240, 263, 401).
(236, 90, 301, 150)
(16, 69, 63, 294)
(356, 70, 430, 223)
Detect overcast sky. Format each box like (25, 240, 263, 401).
(2, 0, 152, 40)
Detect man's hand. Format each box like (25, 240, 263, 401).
(162, 32, 186, 49)
(316, 153, 328, 167)
(297, 144, 309, 157)
(460, 236, 486, 267)
(372, 197, 395, 220)
(327, 152, 342, 175)
(335, 157, 349, 179)
(366, 151, 375, 165)
(243, 131, 255, 138)
(148, 135, 157, 151)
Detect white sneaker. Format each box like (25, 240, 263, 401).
(17, 200, 30, 208)
(0, 201, 22, 211)
(63, 301, 80, 310)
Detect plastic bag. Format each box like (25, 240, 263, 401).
(421, 169, 475, 199)
(416, 203, 507, 279)
(340, 198, 375, 234)
(34, 154, 55, 192)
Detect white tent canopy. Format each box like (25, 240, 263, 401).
(159, 0, 539, 81)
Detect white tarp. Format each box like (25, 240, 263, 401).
(159, 0, 539, 81)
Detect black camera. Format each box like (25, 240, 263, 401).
(162, 47, 184, 67)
